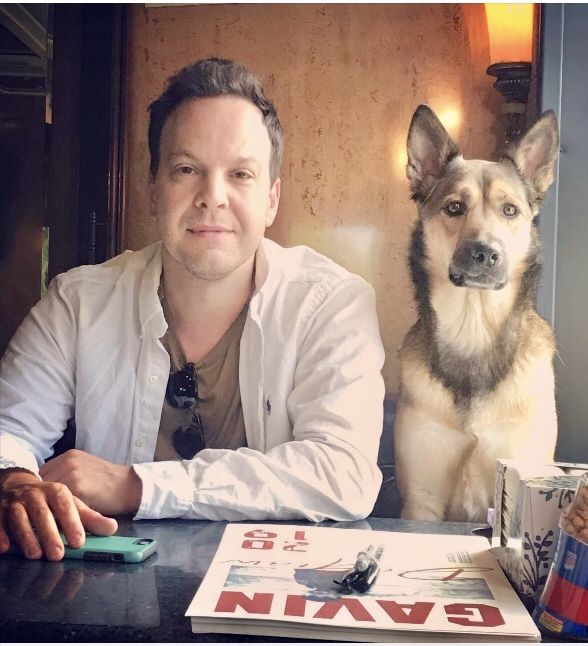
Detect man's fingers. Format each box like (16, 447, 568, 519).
(47, 483, 85, 550)
(22, 481, 84, 560)
(0, 477, 116, 560)
(27, 489, 69, 561)
(8, 502, 42, 559)
(1, 471, 64, 559)
(74, 496, 118, 536)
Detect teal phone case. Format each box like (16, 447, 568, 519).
(62, 535, 158, 563)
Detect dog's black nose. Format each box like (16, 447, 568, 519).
(471, 243, 501, 267)
(449, 239, 508, 289)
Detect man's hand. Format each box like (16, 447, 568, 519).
(0, 469, 118, 561)
(39, 449, 143, 517)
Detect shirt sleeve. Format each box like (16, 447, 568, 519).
(133, 276, 386, 522)
(0, 277, 76, 471)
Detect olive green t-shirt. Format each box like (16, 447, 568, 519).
(154, 291, 248, 461)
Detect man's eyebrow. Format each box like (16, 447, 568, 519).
(168, 150, 199, 161)
(232, 156, 261, 167)
(167, 152, 261, 167)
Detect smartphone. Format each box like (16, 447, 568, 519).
(3, 534, 158, 563)
(62, 534, 158, 563)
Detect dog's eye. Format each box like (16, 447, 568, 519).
(444, 201, 466, 217)
(503, 203, 519, 218)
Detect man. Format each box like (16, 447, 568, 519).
(0, 58, 385, 561)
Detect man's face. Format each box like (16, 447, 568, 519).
(151, 95, 280, 281)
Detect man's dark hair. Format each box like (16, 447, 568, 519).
(148, 57, 283, 183)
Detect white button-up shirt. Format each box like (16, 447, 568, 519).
(0, 239, 385, 522)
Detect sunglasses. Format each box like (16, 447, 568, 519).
(166, 362, 206, 459)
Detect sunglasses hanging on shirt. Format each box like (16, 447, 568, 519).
(166, 362, 197, 408)
(166, 362, 207, 459)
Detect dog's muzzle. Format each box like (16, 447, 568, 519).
(449, 240, 508, 289)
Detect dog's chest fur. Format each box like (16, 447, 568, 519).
(401, 314, 555, 521)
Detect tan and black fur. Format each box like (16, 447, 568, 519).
(394, 105, 559, 522)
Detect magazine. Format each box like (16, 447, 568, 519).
(185, 523, 540, 642)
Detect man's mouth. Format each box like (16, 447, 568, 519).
(186, 225, 231, 235)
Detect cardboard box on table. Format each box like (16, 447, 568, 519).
(491, 459, 588, 609)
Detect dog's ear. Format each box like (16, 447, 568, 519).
(406, 104, 460, 202)
(510, 110, 559, 207)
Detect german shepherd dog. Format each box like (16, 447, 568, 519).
(394, 105, 559, 522)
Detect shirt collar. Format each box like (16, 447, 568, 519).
(139, 241, 167, 338)
(254, 239, 270, 290)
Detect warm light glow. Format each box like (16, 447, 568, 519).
(485, 4, 534, 64)
(393, 144, 408, 179)
(437, 107, 461, 133)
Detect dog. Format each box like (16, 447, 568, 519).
(394, 105, 559, 523)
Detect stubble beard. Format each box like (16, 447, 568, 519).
(161, 227, 260, 283)
(178, 252, 235, 282)
(176, 244, 259, 283)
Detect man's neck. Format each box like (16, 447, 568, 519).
(161, 250, 255, 363)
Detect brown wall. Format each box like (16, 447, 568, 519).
(123, 3, 502, 393)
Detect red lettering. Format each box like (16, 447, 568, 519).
(283, 542, 308, 552)
(376, 601, 434, 624)
(214, 591, 273, 614)
(244, 530, 278, 539)
(314, 598, 375, 622)
(284, 594, 306, 617)
(294, 530, 306, 541)
(445, 603, 505, 627)
(241, 540, 274, 550)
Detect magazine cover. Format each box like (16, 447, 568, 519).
(186, 523, 540, 642)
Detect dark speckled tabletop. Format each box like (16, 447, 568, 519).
(0, 517, 490, 642)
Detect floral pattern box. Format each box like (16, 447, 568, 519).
(491, 459, 588, 609)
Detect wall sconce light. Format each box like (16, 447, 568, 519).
(485, 3, 534, 143)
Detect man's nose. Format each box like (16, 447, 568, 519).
(194, 173, 228, 209)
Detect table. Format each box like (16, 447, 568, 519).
(0, 517, 489, 642)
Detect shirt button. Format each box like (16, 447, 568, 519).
(148, 375, 159, 384)
(135, 438, 145, 447)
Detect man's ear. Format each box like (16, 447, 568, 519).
(406, 104, 460, 202)
(265, 178, 281, 227)
(509, 110, 559, 209)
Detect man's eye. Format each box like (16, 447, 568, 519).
(175, 166, 195, 175)
(503, 203, 519, 218)
(233, 170, 253, 180)
(443, 201, 466, 217)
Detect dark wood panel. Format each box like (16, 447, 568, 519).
(46, 4, 126, 281)
(0, 95, 45, 355)
(45, 4, 83, 280)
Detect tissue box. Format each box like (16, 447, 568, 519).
(492, 459, 588, 608)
